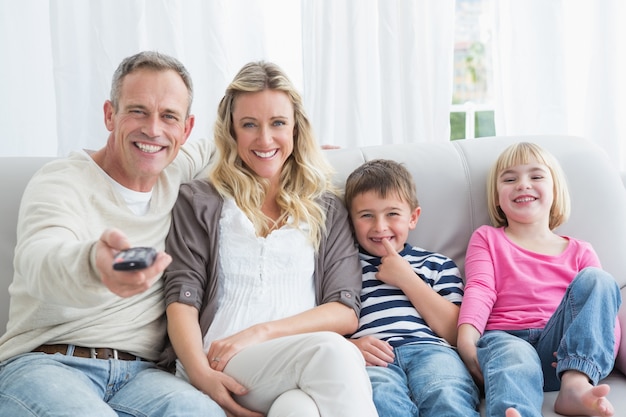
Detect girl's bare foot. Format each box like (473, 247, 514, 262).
(506, 407, 522, 417)
(554, 371, 614, 416)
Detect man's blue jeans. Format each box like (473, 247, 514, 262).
(0, 348, 225, 416)
(366, 343, 480, 417)
(477, 267, 621, 417)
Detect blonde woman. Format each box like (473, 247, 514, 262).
(160, 61, 377, 417)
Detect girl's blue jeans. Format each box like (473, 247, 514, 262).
(0, 349, 225, 416)
(478, 267, 621, 417)
(366, 343, 480, 417)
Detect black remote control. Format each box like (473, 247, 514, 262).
(112, 247, 157, 271)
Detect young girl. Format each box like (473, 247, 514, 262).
(457, 142, 621, 417)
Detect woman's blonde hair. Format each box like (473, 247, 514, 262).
(487, 142, 570, 230)
(210, 61, 335, 249)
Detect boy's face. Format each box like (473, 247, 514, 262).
(349, 190, 420, 257)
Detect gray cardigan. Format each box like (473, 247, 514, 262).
(159, 180, 361, 370)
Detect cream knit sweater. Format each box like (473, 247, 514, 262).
(0, 138, 213, 362)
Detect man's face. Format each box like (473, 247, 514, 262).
(103, 68, 194, 191)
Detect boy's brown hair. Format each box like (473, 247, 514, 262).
(344, 159, 419, 211)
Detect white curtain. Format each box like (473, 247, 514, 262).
(302, 0, 455, 146)
(2, 0, 305, 156)
(492, 0, 626, 169)
(1, 1, 57, 156)
(1, 0, 455, 157)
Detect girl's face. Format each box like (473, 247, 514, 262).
(496, 160, 554, 227)
(232, 89, 295, 187)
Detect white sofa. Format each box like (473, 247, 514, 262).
(1, 135, 625, 416)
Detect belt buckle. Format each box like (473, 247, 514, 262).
(90, 348, 98, 359)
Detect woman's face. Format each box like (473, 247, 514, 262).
(232, 89, 295, 186)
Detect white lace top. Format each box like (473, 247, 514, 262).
(202, 198, 316, 352)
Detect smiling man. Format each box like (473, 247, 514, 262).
(0, 51, 224, 416)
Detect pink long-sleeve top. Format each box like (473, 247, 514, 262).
(458, 225, 601, 334)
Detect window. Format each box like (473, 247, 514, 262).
(451, 0, 495, 140)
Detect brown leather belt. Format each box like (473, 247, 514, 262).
(33, 344, 145, 361)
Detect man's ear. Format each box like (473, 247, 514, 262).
(182, 114, 196, 144)
(103, 100, 115, 132)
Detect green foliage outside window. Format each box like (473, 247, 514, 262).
(475, 110, 495, 137)
(450, 110, 495, 141)
(450, 112, 466, 140)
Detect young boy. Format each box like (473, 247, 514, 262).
(344, 159, 480, 417)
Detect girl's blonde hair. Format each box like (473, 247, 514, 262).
(210, 61, 335, 249)
(487, 142, 570, 230)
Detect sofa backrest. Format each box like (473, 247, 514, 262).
(324, 135, 626, 287)
(1, 135, 625, 334)
(0, 157, 56, 332)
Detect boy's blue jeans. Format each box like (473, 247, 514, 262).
(0, 349, 225, 416)
(478, 267, 621, 417)
(366, 343, 480, 417)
